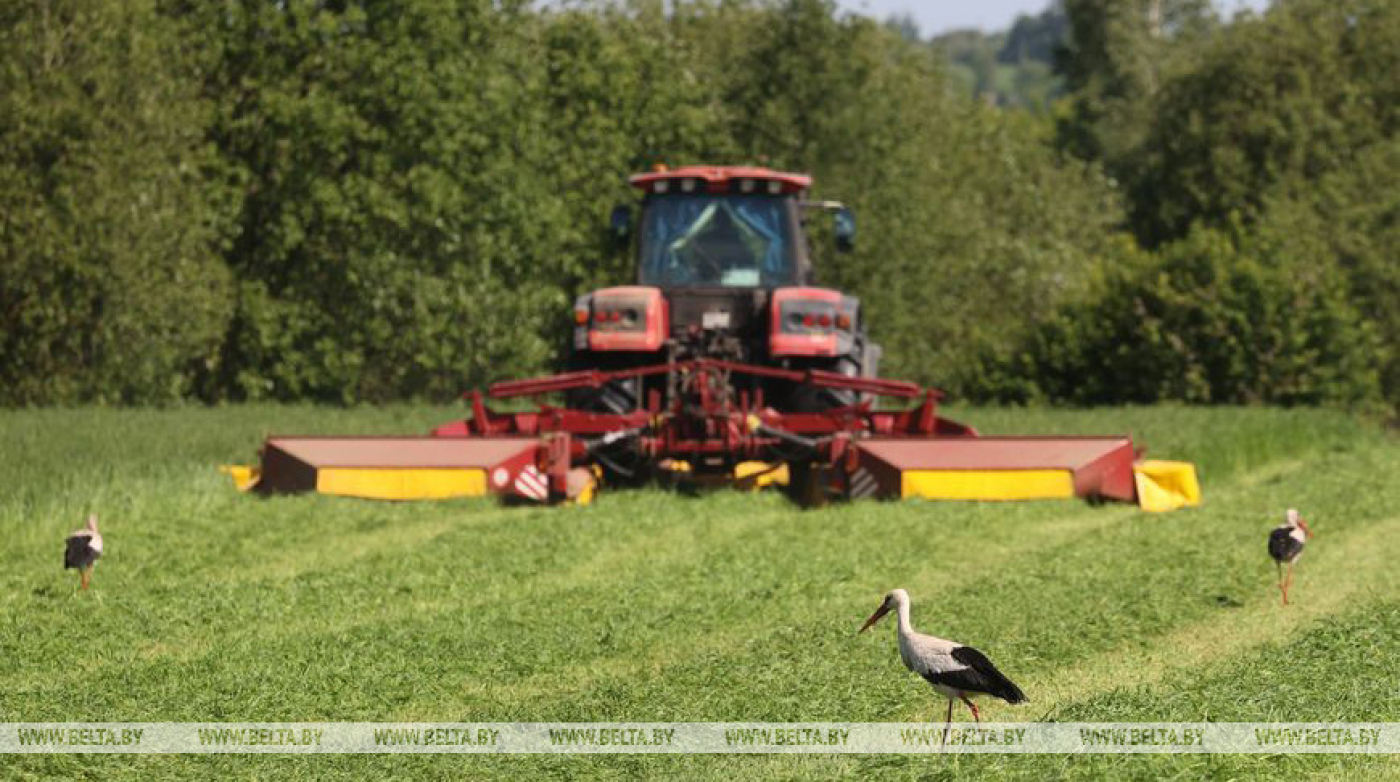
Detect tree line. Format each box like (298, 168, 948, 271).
(0, 0, 1393, 412)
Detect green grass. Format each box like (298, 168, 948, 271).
(1, 404, 1396, 780)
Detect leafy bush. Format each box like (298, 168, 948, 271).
(0, 0, 234, 404)
(1129, 0, 1398, 245)
(989, 225, 1384, 407)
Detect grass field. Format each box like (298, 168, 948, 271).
(1, 404, 1396, 779)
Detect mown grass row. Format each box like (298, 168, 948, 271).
(1, 405, 1395, 780)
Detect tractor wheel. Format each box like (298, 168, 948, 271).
(563, 351, 641, 414)
(789, 355, 861, 413)
(565, 376, 639, 415)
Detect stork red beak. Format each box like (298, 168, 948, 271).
(859, 601, 891, 634)
(1298, 519, 1313, 538)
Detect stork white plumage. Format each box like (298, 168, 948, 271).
(63, 514, 103, 591)
(859, 589, 1025, 737)
(1268, 508, 1312, 606)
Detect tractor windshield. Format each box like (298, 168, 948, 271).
(638, 194, 796, 287)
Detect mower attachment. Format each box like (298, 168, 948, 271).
(238, 359, 1196, 510)
(253, 435, 595, 503)
(848, 437, 1137, 502)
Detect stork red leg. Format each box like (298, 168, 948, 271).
(79, 568, 89, 591)
(1282, 561, 1294, 606)
(960, 693, 981, 723)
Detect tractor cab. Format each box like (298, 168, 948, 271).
(632, 172, 805, 288)
(618, 166, 852, 290)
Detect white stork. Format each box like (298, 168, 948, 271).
(1268, 508, 1312, 606)
(64, 514, 103, 591)
(860, 588, 1025, 736)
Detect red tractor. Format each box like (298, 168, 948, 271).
(567, 166, 877, 419)
(249, 166, 1185, 510)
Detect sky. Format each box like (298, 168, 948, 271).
(835, 0, 1271, 36)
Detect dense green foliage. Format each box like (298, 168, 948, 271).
(927, 3, 1068, 109)
(1009, 0, 1397, 409)
(2, 405, 1397, 778)
(181, 0, 571, 402)
(0, 0, 233, 403)
(993, 226, 1382, 405)
(1128, 0, 1397, 245)
(1054, 0, 1217, 168)
(0, 0, 1394, 410)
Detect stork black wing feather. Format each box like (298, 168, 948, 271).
(64, 534, 98, 570)
(923, 646, 1026, 704)
(1268, 527, 1303, 562)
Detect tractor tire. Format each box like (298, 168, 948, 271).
(565, 376, 639, 415)
(789, 355, 861, 413)
(563, 351, 642, 414)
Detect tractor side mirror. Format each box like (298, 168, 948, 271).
(609, 204, 633, 246)
(834, 207, 856, 252)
